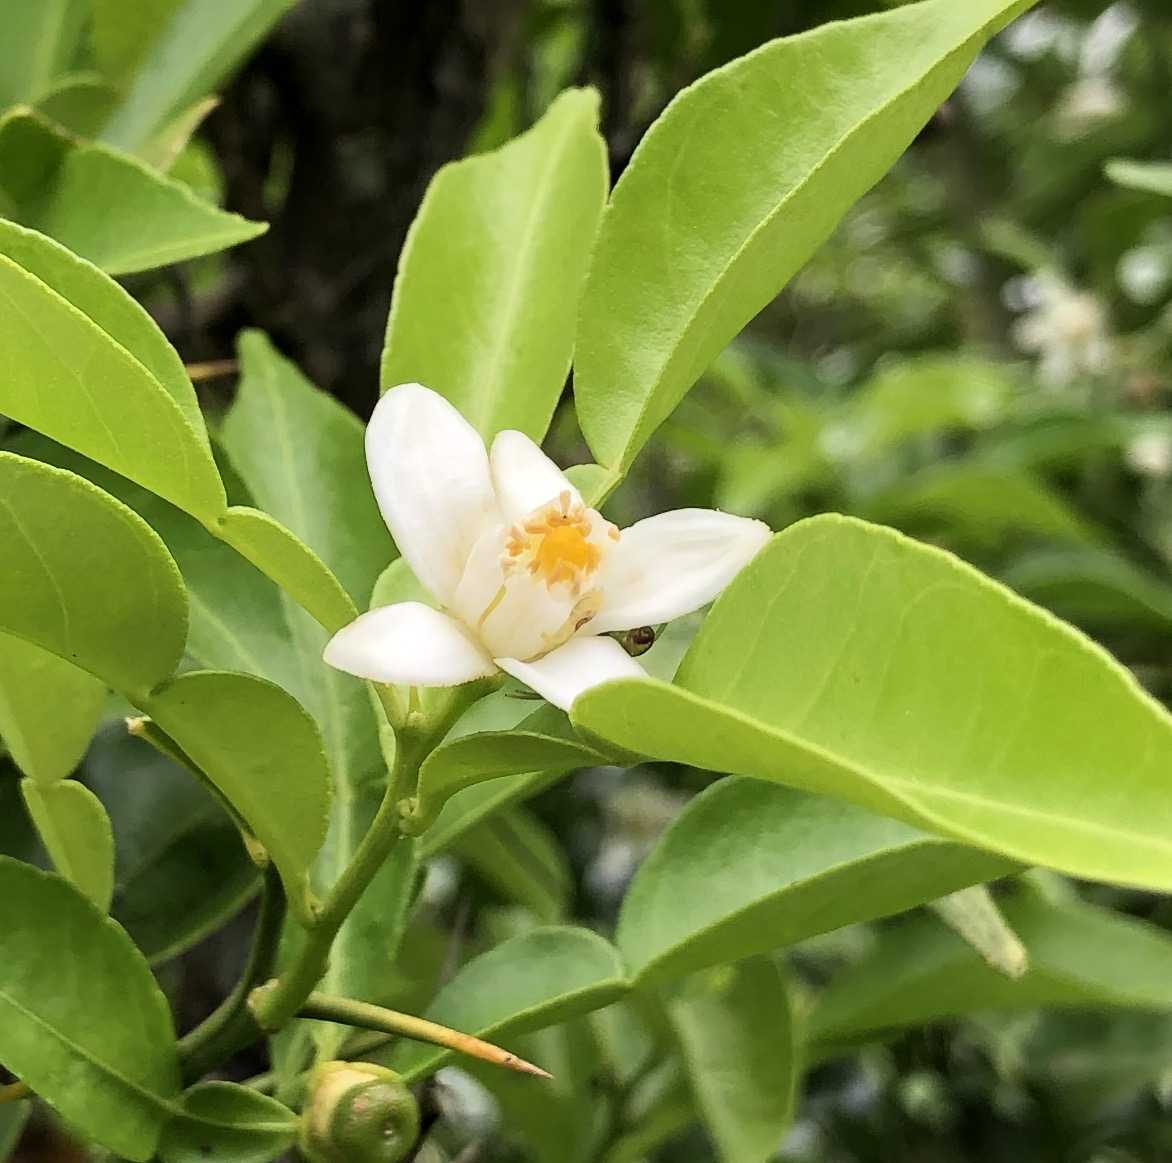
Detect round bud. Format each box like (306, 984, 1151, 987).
(299, 1061, 421, 1163)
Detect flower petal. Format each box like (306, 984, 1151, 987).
(324, 602, 496, 686)
(496, 635, 646, 712)
(367, 384, 498, 604)
(592, 509, 771, 633)
(490, 429, 581, 523)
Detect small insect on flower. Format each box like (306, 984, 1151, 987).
(323, 385, 770, 711)
(618, 626, 657, 657)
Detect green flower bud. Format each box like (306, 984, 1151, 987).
(299, 1061, 421, 1163)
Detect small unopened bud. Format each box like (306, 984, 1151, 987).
(299, 1062, 420, 1163)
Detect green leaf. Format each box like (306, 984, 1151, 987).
(0, 0, 87, 107)
(573, 515, 1172, 891)
(574, 0, 1036, 475)
(221, 331, 401, 1053)
(454, 806, 572, 922)
(91, 0, 184, 84)
(384, 927, 629, 1080)
(382, 88, 607, 442)
(98, 0, 298, 150)
(667, 958, 797, 1163)
(419, 769, 565, 859)
(0, 631, 104, 783)
(216, 506, 358, 634)
(34, 73, 121, 139)
(410, 704, 606, 831)
(158, 1082, 297, 1163)
(0, 857, 180, 1160)
(0, 220, 209, 435)
(467, 1023, 602, 1163)
(1003, 548, 1172, 638)
(223, 331, 392, 605)
(0, 222, 226, 521)
(840, 354, 1015, 458)
(5, 430, 307, 692)
(617, 779, 1014, 986)
(0, 452, 188, 697)
(84, 721, 259, 963)
(145, 671, 331, 924)
(810, 889, 1172, 1048)
(864, 463, 1105, 551)
(929, 885, 1028, 979)
(0, 109, 266, 275)
(1104, 158, 1172, 198)
(21, 778, 115, 910)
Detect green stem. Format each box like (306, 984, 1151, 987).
(178, 862, 286, 1082)
(248, 680, 492, 1036)
(249, 716, 430, 1032)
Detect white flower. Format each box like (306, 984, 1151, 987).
(323, 385, 770, 711)
(1012, 273, 1111, 388)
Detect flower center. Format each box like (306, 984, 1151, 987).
(503, 491, 616, 595)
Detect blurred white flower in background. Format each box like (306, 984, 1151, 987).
(1052, 3, 1137, 138)
(1125, 431, 1172, 478)
(1011, 273, 1112, 388)
(1053, 75, 1125, 137)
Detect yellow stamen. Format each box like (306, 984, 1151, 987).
(504, 492, 607, 594)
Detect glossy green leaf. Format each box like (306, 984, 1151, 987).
(217, 506, 358, 634)
(0, 220, 209, 434)
(84, 722, 258, 963)
(617, 779, 1014, 986)
(574, 0, 1035, 474)
(5, 430, 307, 692)
(146, 670, 331, 923)
(0, 631, 104, 783)
(0, 222, 226, 520)
(223, 331, 392, 604)
(0, 453, 188, 697)
(454, 806, 572, 922)
(811, 890, 1172, 1048)
(382, 88, 607, 441)
(99, 0, 299, 150)
(0, 0, 87, 106)
(0, 109, 266, 275)
(0, 857, 180, 1160)
(410, 703, 606, 831)
(1105, 158, 1172, 197)
(385, 927, 629, 1080)
(158, 1082, 297, 1163)
(667, 958, 797, 1163)
(21, 778, 115, 910)
(574, 515, 1172, 891)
